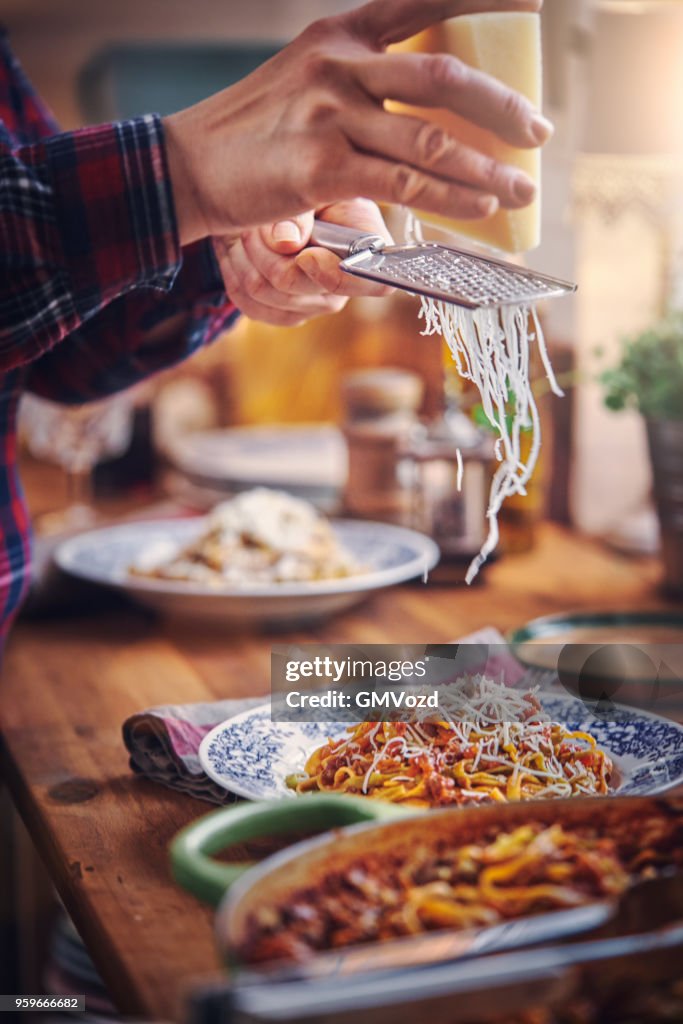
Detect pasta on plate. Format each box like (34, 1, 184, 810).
(287, 677, 613, 806)
(130, 488, 361, 586)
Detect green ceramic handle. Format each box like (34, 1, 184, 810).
(170, 794, 406, 906)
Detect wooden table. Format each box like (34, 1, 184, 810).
(0, 525, 677, 1021)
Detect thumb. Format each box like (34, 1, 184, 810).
(261, 211, 315, 255)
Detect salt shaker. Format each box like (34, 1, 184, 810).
(341, 368, 424, 524)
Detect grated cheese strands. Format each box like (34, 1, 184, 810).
(291, 676, 613, 807)
(419, 297, 563, 583)
(404, 207, 425, 244)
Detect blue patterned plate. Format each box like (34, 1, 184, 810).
(199, 696, 683, 802)
(55, 518, 439, 625)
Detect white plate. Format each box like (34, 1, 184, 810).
(55, 518, 439, 625)
(199, 696, 683, 802)
(166, 424, 347, 503)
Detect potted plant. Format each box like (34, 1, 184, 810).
(601, 313, 683, 594)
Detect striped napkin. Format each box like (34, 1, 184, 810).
(122, 628, 523, 805)
(123, 697, 263, 804)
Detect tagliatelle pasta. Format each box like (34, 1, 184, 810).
(286, 677, 613, 806)
(243, 810, 683, 964)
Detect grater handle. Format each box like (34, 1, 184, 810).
(311, 219, 386, 257)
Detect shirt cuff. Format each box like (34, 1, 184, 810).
(184, 240, 240, 346)
(45, 114, 182, 311)
(136, 236, 236, 340)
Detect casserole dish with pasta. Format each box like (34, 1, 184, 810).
(170, 792, 683, 970)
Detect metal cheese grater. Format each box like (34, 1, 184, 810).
(311, 220, 576, 310)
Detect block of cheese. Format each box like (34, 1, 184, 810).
(388, 12, 542, 254)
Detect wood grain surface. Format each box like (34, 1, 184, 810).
(0, 525, 678, 1021)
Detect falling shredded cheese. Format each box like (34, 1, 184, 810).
(419, 298, 563, 583)
(455, 447, 464, 493)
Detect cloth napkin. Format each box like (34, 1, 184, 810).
(123, 697, 264, 804)
(122, 627, 525, 805)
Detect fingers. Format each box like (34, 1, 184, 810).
(345, 0, 542, 48)
(295, 199, 394, 296)
(337, 152, 500, 220)
(240, 199, 392, 299)
(216, 236, 334, 310)
(216, 241, 348, 325)
(258, 199, 392, 272)
(228, 289, 347, 327)
(248, 229, 324, 295)
(343, 109, 536, 208)
(316, 197, 394, 244)
(230, 289, 347, 327)
(296, 248, 393, 297)
(261, 211, 315, 255)
(356, 52, 553, 148)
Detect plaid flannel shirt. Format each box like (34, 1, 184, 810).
(0, 29, 239, 645)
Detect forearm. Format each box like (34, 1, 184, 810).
(0, 115, 180, 374)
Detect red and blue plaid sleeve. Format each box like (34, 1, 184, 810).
(0, 112, 237, 379)
(26, 237, 239, 403)
(0, 29, 238, 399)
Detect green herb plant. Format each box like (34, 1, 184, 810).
(601, 313, 683, 420)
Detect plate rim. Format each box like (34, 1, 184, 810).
(198, 695, 683, 801)
(54, 517, 440, 599)
(507, 610, 683, 685)
(199, 702, 303, 800)
(508, 609, 683, 645)
(167, 423, 347, 489)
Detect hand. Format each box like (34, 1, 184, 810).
(214, 199, 393, 327)
(164, 0, 551, 247)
